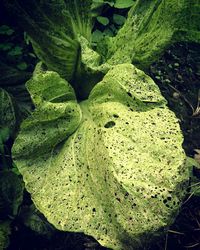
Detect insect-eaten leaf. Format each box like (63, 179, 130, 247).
(13, 64, 188, 250)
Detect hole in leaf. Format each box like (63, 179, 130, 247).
(104, 121, 116, 128)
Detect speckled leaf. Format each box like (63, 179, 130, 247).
(13, 71, 82, 158)
(108, 0, 200, 69)
(13, 64, 188, 250)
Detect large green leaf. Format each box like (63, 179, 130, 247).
(3, 0, 92, 81)
(107, 0, 200, 69)
(12, 64, 188, 249)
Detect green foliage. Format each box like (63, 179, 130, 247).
(0, 43, 13, 51)
(0, 23, 36, 93)
(186, 157, 200, 197)
(0, 88, 17, 169)
(2, 0, 200, 249)
(3, 0, 92, 82)
(0, 171, 24, 219)
(91, 0, 130, 51)
(112, 14, 126, 25)
(16, 62, 28, 71)
(7, 46, 23, 57)
(20, 205, 54, 237)
(108, 0, 200, 69)
(0, 88, 16, 136)
(97, 16, 110, 26)
(0, 220, 11, 250)
(114, 0, 135, 9)
(0, 25, 14, 36)
(12, 64, 188, 249)
(92, 0, 135, 9)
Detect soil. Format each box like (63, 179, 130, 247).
(149, 42, 200, 250)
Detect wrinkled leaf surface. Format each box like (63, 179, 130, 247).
(13, 64, 188, 249)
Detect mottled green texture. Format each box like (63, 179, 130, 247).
(0, 220, 11, 250)
(4, 1, 200, 89)
(0, 88, 16, 136)
(13, 71, 82, 158)
(3, 0, 92, 81)
(12, 64, 188, 250)
(0, 171, 24, 218)
(75, 36, 109, 99)
(107, 0, 200, 69)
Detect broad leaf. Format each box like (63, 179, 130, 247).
(13, 64, 188, 249)
(108, 0, 200, 69)
(3, 0, 93, 81)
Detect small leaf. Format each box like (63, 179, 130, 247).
(24, 31, 31, 45)
(0, 88, 17, 136)
(186, 156, 200, 170)
(21, 205, 54, 237)
(11, 163, 21, 176)
(97, 16, 109, 26)
(0, 127, 10, 144)
(6, 29, 15, 36)
(194, 149, 200, 165)
(28, 52, 37, 58)
(109, 24, 117, 33)
(92, 29, 104, 43)
(103, 28, 114, 37)
(0, 171, 24, 218)
(0, 25, 14, 36)
(113, 14, 126, 25)
(17, 62, 28, 71)
(114, 0, 135, 9)
(7, 46, 23, 56)
(0, 220, 11, 249)
(0, 43, 13, 51)
(93, 0, 114, 7)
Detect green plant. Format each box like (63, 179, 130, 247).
(3, 0, 200, 249)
